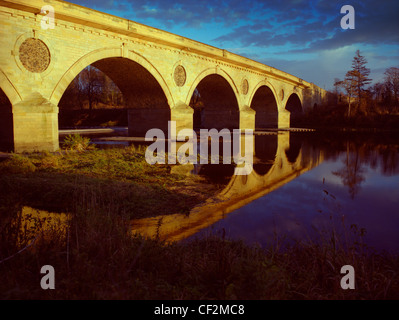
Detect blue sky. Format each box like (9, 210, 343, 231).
(69, 0, 399, 90)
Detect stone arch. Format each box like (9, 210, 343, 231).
(52, 47, 174, 136)
(285, 92, 303, 127)
(187, 68, 240, 130)
(50, 47, 174, 107)
(249, 81, 279, 129)
(185, 67, 240, 107)
(0, 69, 22, 105)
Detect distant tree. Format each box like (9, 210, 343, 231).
(384, 67, 399, 108)
(346, 50, 372, 112)
(78, 66, 103, 113)
(333, 77, 342, 103)
(59, 65, 125, 112)
(334, 77, 356, 117)
(371, 82, 384, 103)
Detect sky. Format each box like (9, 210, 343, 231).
(68, 0, 399, 90)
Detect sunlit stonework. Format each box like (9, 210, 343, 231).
(0, 0, 325, 153)
(19, 38, 50, 73)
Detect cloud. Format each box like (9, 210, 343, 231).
(70, 0, 259, 28)
(213, 0, 399, 53)
(70, 0, 399, 51)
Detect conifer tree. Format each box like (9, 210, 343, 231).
(345, 50, 372, 111)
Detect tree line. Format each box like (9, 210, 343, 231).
(59, 65, 125, 111)
(333, 50, 399, 117)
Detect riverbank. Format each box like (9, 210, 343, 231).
(0, 146, 221, 218)
(1, 146, 398, 299)
(296, 107, 399, 132)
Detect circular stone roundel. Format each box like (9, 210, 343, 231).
(18, 38, 51, 73)
(241, 79, 249, 95)
(174, 65, 186, 87)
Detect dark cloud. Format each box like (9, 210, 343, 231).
(69, 0, 399, 51)
(70, 0, 257, 28)
(212, 0, 399, 53)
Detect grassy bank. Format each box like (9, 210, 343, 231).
(1, 201, 398, 299)
(0, 146, 220, 218)
(1, 145, 398, 299)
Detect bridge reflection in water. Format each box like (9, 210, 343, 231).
(130, 131, 324, 242)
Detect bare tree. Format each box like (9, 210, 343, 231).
(77, 66, 103, 113)
(371, 82, 384, 103)
(384, 67, 399, 108)
(334, 77, 356, 117)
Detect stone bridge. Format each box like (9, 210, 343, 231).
(0, 0, 327, 152)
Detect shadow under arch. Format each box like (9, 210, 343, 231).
(253, 134, 278, 175)
(0, 87, 14, 151)
(285, 93, 303, 127)
(285, 133, 303, 163)
(194, 164, 236, 185)
(249, 83, 279, 129)
(187, 68, 240, 131)
(52, 48, 173, 136)
(0, 69, 20, 152)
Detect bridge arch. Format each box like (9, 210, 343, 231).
(185, 68, 240, 107)
(285, 92, 303, 127)
(51, 47, 174, 106)
(249, 81, 279, 129)
(52, 47, 174, 136)
(0, 69, 22, 105)
(187, 68, 240, 130)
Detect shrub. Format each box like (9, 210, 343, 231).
(0, 154, 36, 174)
(100, 120, 118, 127)
(62, 134, 95, 151)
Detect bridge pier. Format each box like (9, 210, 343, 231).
(278, 109, 291, 128)
(171, 103, 194, 134)
(12, 93, 59, 153)
(128, 108, 171, 137)
(239, 106, 256, 131)
(127, 103, 194, 137)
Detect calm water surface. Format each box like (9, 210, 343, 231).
(9, 129, 399, 253)
(187, 132, 399, 253)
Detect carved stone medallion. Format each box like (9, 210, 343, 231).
(241, 79, 249, 95)
(174, 65, 186, 87)
(19, 38, 50, 73)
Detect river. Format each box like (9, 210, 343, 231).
(5, 128, 399, 253)
(128, 130, 399, 253)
